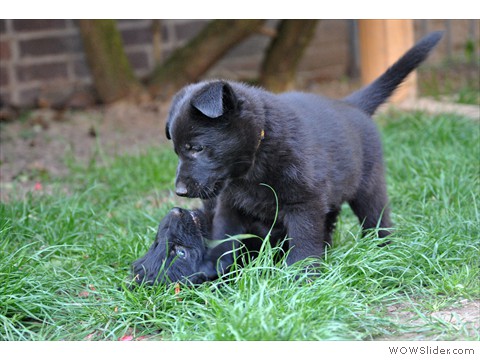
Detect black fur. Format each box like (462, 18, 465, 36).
(132, 203, 287, 284)
(132, 207, 211, 285)
(164, 32, 443, 276)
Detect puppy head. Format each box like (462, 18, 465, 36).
(132, 207, 209, 285)
(165, 80, 264, 199)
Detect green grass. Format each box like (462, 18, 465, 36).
(1, 112, 479, 340)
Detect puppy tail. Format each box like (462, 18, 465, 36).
(343, 31, 443, 116)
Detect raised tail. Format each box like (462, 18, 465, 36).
(344, 31, 443, 115)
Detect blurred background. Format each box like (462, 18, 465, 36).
(0, 19, 478, 109)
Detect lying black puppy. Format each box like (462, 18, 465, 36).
(132, 207, 211, 285)
(133, 204, 287, 285)
(164, 32, 443, 277)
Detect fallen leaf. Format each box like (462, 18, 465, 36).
(119, 334, 134, 341)
(85, 332, 97, 340)
(78, 291, 90, 298)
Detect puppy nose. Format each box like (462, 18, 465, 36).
(175, 182, 188, 197)
(172, 207, 182, 216)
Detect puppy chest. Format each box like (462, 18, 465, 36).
(230, 185, 278, 221)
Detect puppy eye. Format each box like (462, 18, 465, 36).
(184, 144, 204, 153)
(191, 145, 204, 152)
(175, 246, 187, 259)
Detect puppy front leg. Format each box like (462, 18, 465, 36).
(282, 208, 326, 266)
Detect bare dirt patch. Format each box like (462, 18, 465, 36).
(0, 101, 169, 201)
(381, 299, 479, 340)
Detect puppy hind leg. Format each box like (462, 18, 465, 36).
(349, 187, 393, 240)
(283, 209, 326, 266)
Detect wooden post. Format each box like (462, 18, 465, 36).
(358, 19, 416, 103)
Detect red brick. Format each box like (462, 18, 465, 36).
(19, 87, 40, 106)
(0, 91, 11, 105)
(120, 28, 153, 46)
(73, 58, 90, 78)
(19, 36, 83, 57)
(0, 66, 8, 86)
(0, 20, 6, 34)
(0, 40, 11, 60)
(16, 62, 68, 82)
(13, 20, 66, 32)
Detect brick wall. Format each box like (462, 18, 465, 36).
(0, 19, 158, 106)
(0, 19, 477, 107)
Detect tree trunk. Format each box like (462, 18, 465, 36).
(148, 19, 265, 98)
(259, 20, 319, 92)
(78, 20, 145, 103)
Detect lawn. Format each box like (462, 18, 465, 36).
(1, 110, 479, 340)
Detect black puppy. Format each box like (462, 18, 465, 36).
(133, 204, 287, 285)
(132, 207, 211, 285)
(164, 32, 443, 276)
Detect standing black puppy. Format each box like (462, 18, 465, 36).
(164, 32, 443, 276)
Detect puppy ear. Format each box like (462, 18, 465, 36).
(191, 81, 238, 119)
(165, 99, 178, 140)
(165, 88, 189, 140)
(165, 122, 171, 140)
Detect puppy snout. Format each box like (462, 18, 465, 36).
(175, 181, 189, 197)
(172, 207, 183, 216)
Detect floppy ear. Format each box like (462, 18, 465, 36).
(164, 102, 175, 140)
(191, 81, 238, 119)
(165, 88, 189, 140)
(165, 122, 171, 140)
